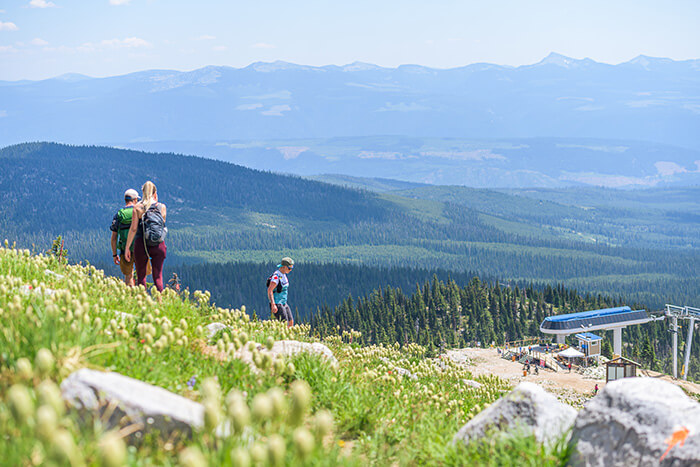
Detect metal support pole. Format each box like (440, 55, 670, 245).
(556, 334, 565, 344)
(613, 328, 622, 357)
(683, 317, 695, 381)
(672, 316, 678, 379)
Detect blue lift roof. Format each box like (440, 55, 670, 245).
(575, 332, 602, 341)
(545, 306, 631, 322)
(541, 306, 649, 332)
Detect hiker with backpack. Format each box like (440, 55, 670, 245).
(110, 189, 142, 285)
(124, 181, 168, 292)
(267, 257, 294, 327)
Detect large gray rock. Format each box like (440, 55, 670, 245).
(270, 340, 337, 365)
(569, 378, 700, 466)
(61, 369, 203, 439)
(453, 382, 576, 447)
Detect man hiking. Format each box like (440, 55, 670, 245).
(110, 189, 146, 285)
(267, 257, 294, 327)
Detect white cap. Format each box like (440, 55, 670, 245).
(124, 189, 140, 200)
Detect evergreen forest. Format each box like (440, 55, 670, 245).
(1, 142, 698, 310)
(310, 275, 699, 381)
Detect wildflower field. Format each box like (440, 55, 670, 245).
(0, 244, 570, 465)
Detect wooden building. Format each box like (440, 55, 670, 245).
(605, 356, 640, 382)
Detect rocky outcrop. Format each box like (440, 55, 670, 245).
(453, 382, 576, 447)
(201, 339, 337, 372)
(18, 284, 56, 296)
(269, 340, 337, 365)
(61, 369, 203, 439)
(391, 366, 418, 379)
(379, 357, 417, 379)
(462, 379, 483, 389)
(569, 378, 700, 466)
(44, 268, 65, 280)
(206, 322, 228, 339)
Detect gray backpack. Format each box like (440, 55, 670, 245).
(142, 203, 167, 247)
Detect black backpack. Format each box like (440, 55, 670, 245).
(142, 203, 167, 247)
(267, 274, 283, 293)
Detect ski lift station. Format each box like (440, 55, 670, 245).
(541, 304, 700, 380)
(539, 306, 659, 357)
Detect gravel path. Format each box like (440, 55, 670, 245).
(446, 348, 605, 407)
(445, 347, 700, 407)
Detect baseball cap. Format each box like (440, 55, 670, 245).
(277, 257, 294, 269)
(124, 189, 140, 201)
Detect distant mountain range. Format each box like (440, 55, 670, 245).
(1, 53, 698, 152)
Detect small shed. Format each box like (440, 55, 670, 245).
(605, 356, 640, 382)
(575, 332, 602, 357)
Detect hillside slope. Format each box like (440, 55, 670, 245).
(0, 245, 567, 466)
(1, 142, 698, 310)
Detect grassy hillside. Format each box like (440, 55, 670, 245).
(0, 245, 570, 465)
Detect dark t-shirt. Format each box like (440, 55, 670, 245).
(110, 212, 120, 232)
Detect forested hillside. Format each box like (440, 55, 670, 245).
(310, 276, 698, 381)
(1, 142, 698, 310)
(177, 261, 483, 320)
(314, 177, 700, 250)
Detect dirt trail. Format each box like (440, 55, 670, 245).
(445, 347, 700, 405)
(638, 368, 700, 395)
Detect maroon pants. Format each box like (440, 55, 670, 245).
(134, 239, 167, 291)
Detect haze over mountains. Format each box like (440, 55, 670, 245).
(126, 137, 700, 188)
(1, 53, 699, 188)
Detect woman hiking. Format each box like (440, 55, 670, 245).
(125, 181, 168, 292)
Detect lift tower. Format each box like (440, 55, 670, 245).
(666, 304, 700, 380)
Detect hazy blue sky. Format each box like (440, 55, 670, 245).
(1, 0, 698, 80)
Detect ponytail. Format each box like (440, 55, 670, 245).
(141, 181, 157, 212)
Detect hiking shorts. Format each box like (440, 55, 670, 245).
(274, 303, 293, 322)
(119, 252, 150, 277)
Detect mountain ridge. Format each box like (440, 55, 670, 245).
(3, 53, 699, 83)
(1, 53, 698, 150)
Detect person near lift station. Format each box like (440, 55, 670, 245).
(268, 257, 294, 327)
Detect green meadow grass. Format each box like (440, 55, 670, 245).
(0, 245, 569, 466)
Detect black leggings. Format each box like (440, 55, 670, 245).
(274, 303, 293, 322)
